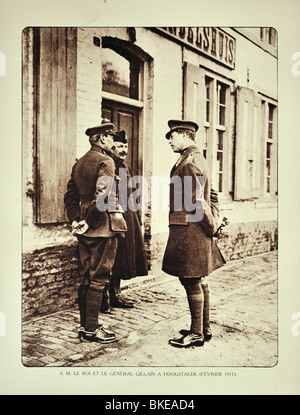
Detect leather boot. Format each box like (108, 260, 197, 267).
(110, 277, 134, 308)
(169, 333, 205, 348)
(100, 284, 111, 313)
(80, 325, 117, 344)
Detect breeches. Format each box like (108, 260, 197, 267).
(77, 235, 118, 331)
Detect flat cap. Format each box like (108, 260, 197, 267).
(114, 130, 128, 144)
(165, 119, 199, 139)
(85, 120, 115, 137)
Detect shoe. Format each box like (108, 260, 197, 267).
(80, 325, 117, 344)
(169, 333, 205, 348)
(179, 327, 212, 341)
(100, 305, 112, 314)
(179, 329, 190, 336)
(204, 327, 212, 341)
(78, 326, 85, 340)
(110, 295, 134, 308)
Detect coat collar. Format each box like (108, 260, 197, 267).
(171, 145, 200, 175)
(90, 144, 112, 157)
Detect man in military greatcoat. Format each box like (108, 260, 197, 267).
(162, 120, 225, 348)
(64, 121, 127, 344)
(101, 130, 148, 311)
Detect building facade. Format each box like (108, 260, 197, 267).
(22, 27, 278, 319)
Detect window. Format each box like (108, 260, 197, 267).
(101, 47, 141, 100)
(268, 103, 274, 139)
(203, 128, 208, 159)
(265, 103, 276, 194)
(214, 82, 228, 193)
(204, 76, 213, 159)
(260, 28, 277, 47)
(183, 63, 232, 197)
(203, 77, 229, 194)
(205, 77, 211, 123)
(217, 82, 226, 126)
(217, 131, 224, 192)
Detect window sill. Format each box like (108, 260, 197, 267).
(219, 202, 234, 211)
(255, 200, 277, 209)
(219, 197, 234, 210)
(102, 91, 144, 108)
(216, 125, 226, 131)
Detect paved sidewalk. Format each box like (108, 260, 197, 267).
(22, 251, 278, 368)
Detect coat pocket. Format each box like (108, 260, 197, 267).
(107, 212, 128, 232)
(85, 203, 105, 228)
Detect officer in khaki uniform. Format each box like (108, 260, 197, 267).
(64, 121, 127, 344)
(162, 120, 225, 348)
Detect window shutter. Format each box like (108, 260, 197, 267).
(234, 86, 261, 200)
(183, 62, 205, 127)
(35, 28, 77, 223)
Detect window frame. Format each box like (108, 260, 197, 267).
(260, 27, 277, 47)
(101, 38, 145, 104)
(262, 100, 277, 198)
(202, 74, 232, 199)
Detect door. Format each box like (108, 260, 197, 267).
(102, 99, 140, 177)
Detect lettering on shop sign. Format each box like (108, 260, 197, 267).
(158, 27, 236, 69)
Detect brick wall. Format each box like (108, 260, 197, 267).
(22, 220, 277, 320)
(22, 243, 80, 321)
(217, 221, 278, 262)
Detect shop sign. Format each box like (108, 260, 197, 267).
(158, 27, 236, 69)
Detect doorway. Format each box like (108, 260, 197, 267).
(102, 99, 140, 177)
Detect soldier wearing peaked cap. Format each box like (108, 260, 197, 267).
(64, 120, 127, 344)
(85, 122, 115, 139)
(165, 119, 199, 139)
(101, 130, 148, 312)
(162, 119, 225, 349)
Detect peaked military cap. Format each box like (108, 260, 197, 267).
(85, 119, 115, 137)
(114, 130, 128, 144)
(165, 119, 199, 139)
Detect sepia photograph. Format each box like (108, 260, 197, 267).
(21, 26, 278, 368)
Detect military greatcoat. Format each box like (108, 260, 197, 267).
(112, 160, 148, 280)
(162, 145, 225, 278)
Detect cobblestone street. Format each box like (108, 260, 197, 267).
(22, 251, 278, 368)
